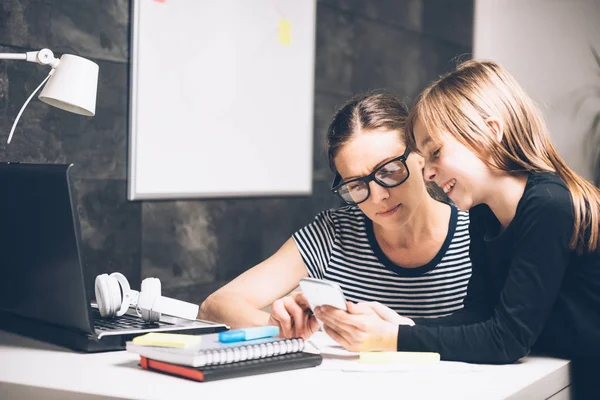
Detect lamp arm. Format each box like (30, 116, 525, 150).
(1, 48, 60, 144)
(0, 53, 27, 61)
(0, 48, 60, 68)
(7, 73, 51, 144)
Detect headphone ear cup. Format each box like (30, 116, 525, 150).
(95, 274, 110, 317)
(110, 272, 132, 316)
(95, 274, 121, 317)
(140, 277, 161, 323)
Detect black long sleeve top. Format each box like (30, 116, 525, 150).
(397, 172, 600, 364)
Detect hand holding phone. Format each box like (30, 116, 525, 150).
(299, 277, 348, 312)
(268, 291, 319, 340)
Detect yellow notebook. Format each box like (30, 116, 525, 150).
(132, 332, 203, 348)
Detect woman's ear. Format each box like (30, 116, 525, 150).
(485, 117, 504, 143)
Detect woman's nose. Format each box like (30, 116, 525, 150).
(369, 181, 389, 203)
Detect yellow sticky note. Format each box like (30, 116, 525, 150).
(278, 19, 292, 46)
(132, 332, 202, 348)
(359, 351, 440, 365)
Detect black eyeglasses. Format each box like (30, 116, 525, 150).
(331, 147, 411, 205)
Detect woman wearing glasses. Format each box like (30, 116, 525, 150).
(200, 93, 472, 339)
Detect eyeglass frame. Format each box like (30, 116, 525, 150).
(330, 147, 411, 205)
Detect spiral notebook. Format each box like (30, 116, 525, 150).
(126, 334, 305, 367)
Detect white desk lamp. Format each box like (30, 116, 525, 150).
(0, 48, 99, 143)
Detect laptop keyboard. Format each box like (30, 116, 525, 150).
(92, 308, 173, 331)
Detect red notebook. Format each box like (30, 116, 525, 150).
(139, 352, 323, 382)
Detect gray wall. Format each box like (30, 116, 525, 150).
(0, 0, 473, 304)
(474, 0, 600, 183)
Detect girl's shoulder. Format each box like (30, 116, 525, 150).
(527, 172, 568, 191)
(521, 172, 573, 212)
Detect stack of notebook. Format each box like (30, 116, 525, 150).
(126, 332, 322, 382)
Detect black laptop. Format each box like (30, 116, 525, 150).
(0, 163, 228, 352)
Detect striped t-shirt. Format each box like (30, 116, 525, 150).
(292, 205, 472, 319)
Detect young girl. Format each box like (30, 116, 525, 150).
(200, 93, 472, 339)
(315, 61, 600, 397)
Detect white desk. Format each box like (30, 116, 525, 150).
(0, 330, 571, 400)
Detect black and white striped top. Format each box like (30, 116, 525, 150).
(292, 205, 472, 319)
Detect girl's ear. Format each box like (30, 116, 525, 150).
(485, 117, 504, 143)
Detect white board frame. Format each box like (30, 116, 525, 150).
(128, 0, 316, 200)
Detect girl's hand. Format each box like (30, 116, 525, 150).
(315, 301, 401, 352)
(361, 301, 415, 326)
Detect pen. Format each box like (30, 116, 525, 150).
(218, 326, 280, 343)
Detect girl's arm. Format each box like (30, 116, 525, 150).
(398, 187, 573, 363)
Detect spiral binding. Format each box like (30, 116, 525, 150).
(195, 338, 304, 367)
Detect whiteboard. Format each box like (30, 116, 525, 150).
(128, 0, 316, 200)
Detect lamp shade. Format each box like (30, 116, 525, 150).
(38, 54, 99, 116)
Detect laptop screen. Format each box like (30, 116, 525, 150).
(0, 163, 94, 334)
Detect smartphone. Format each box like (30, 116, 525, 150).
(299, 277, 348, 312)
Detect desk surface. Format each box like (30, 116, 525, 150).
(0, 330, 571, 400)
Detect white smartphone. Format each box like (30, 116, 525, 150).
(299, 277, 348, 312)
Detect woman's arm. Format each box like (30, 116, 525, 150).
(199, 237, 308, 328)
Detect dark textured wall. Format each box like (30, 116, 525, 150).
(0, 0, 473, 304)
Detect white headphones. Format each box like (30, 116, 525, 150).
(94, 273, 199, 323)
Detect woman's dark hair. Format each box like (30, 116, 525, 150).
(326, 92, 448, 202)
(327, 93, 409, 172)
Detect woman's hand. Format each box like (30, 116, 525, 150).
(314, 301, 413, 352)
(268, 291, 319, 340)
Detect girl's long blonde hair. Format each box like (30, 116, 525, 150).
(406, 59, 600, 254)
